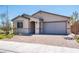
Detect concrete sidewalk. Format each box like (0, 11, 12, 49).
(0, 41, 79, 53)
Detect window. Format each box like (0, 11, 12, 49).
(17, 22, 23, 28)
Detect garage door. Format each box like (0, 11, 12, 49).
(43, 22, 67, 34)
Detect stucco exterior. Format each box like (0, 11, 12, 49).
(32, 11, 70, 34)
(13, 17, 30, 34)
(12, 11, 70, 35)
(32, 12, 69, 22)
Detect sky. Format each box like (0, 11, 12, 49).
(0, 5, 79, 20)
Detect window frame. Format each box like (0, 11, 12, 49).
(17, 22, 23, 28)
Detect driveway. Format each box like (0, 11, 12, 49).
(3, 35, 79, 49)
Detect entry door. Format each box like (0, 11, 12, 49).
(30, 21, 35, 34)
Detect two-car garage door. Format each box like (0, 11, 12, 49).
(43, 22, 67, 34)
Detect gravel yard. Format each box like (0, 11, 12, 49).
(3, 35, 79, 49)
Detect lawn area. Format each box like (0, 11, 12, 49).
(0, 34, 14, 39)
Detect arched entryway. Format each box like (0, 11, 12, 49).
(30, 21, 35, 34)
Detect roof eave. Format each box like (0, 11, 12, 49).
(11, 15, 30, 21)
(32, 10, 70, 18)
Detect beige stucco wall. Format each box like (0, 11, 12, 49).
(35, 21, 40, 34)
(33, 12, 69, 22)
(29, 17, 40, 34)
(13, 16, 40, 34)
(13, 17, 30, 34)
(30, 17, 39, 22)
(67, 21, 71, 34)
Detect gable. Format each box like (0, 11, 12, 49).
(12, 15, 30, 21)
(32, 11, 70, 18)
(32, 11, 70, 22)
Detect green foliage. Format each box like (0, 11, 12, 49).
(0, 34, 14, 39)
(73, 11, 79, 21)
(75, 36, 79, 43)
(70, 11, 79, 25)
(6, 34, 14, 39)
(0, 13, 13, 35)
(0, 34, 6, 39)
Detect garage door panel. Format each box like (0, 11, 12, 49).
(43, 22, 66, 34)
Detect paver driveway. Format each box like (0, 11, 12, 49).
(3, 35, 79, 49)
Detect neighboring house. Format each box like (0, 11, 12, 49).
(12, 11, 70, 35)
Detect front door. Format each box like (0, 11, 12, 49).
(30, 21, 35, 34)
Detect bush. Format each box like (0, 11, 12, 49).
(75, 36, 79, 43)
(0, 30, 6, 34)
(0, 34, 14, 39)
(6, 34, 14, 39)
(0, 34, 6, 39)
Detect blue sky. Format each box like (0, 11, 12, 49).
(0, 5, 79, 20)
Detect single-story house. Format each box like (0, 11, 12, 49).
(12, 11, 71, 35)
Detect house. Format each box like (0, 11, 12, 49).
(12, 11, 71, 35)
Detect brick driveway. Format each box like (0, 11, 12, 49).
(3, 35, 79, 49)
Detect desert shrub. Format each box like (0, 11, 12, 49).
(0, 34, 14, 39)
(75, 36, 79, 43)
(6, 34, 14, 39)
(0, 34, 6, 39)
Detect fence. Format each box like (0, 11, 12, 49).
(71, 22, 79, 34)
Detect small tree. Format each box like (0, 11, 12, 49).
(0, 13, 6, 30)
(70, 11, 78, 25)
(0, 13, 12, 35)
(70, 11, 79, 36)
(5, 19, 12, 35)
